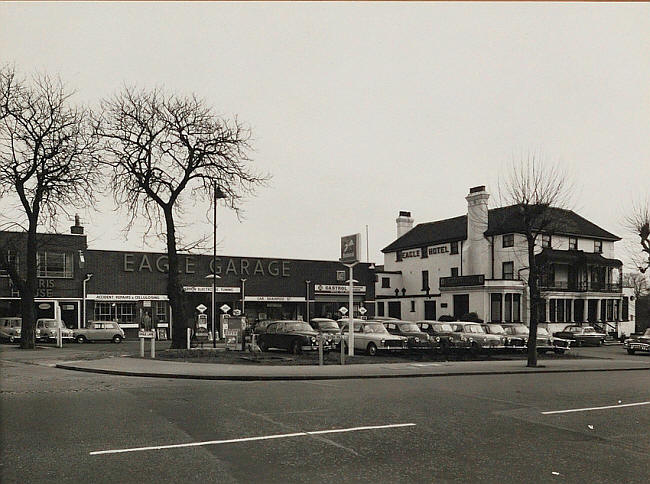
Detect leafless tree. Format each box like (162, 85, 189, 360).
(95, 87, 269, 349)
(496, 154, 574, 367)
(0, 68, 101, 349)
(626, 198, 650, 274)
(622, 271, 649, 300)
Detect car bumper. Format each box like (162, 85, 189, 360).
(625, 342, 650, 352)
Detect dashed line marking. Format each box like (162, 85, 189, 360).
(541, 401, 650, 415)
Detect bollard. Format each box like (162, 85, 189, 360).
(340, 338, 345, 365)
(151, 336, 155, 358)
(318, 334, 323, 366)
(187, 327, 191, 350)
(140, 337, 145, 357)
(57, 326, 62, 348)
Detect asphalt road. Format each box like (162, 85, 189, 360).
(1, 344, 648, 483)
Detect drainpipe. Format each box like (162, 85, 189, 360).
(82, 273, 93, 329)
(490, 236, 495, 279)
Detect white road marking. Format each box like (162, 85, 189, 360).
(541, 401, 650, 415)
(90, 422, 416, 455)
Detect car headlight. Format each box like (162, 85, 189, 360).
(414, 337, 420, 343)
(310, 336, 316, 343)
(435, 336, 440, 342)
(380, 339, 385, 345)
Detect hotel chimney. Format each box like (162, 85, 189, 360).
(462, 186, 490, 276)
(396, 211, 414, 238)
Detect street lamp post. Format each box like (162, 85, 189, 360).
(241, 278, 246, 315)
(305, 280, 310, 323)
(211, 181, 227, 348)
(205, 273, 221, 347)
(82, 273, 93, 329)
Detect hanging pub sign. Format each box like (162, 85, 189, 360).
(340, 233, 360, 263)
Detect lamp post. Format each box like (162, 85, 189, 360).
(82, 273, 93, 329)
(205, 273, 221, 347)
(241, 278, 247, 315)
(305, 280, 311, 323)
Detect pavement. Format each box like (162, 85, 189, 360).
(53, 352, 650, 381)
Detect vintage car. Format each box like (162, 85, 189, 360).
(451, 322, 505, 353)
(257, 320, 333, 354)
(309, 318, 343, 345)
(416, 321, 472, 352)
(552, 325, 606, 346)
(382, 320, 433, 350)
(0, 317, 42, 343)
(36, 318, 74, 342)
(537, 326, 571, 354)
(623, 328, 650, 355)
(482, 323, 526, 351)
(74, 321, 125, 344)
(340, 320, 408, 355)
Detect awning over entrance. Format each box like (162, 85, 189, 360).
(535, 248, 622, 267)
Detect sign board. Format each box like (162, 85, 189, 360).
(339, 306, 348, 315)
(183, 286, 240, 293)
(143, 300, 152, 308)
(314, 284, 366, 293)
(38, 303, 51, 310)
(232, 309, 242, 317)
(224, 329, 239, 349)
(220, 304, 231, 313)
(340, 233, 360, 263)
(138, 330, 155, 338)
(156, 328, 168, 340)
(358, 307, 367, 315)
(197, 314, 208, 329)
(196, 304, 207, 313)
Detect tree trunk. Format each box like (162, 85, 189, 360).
(19, 220, 38, 349)
(164, 209, 188, 349)
(526, 238, 539, 367)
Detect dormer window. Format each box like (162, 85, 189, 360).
(569, 237, 577, 250)
(594, 240, 602, 253)
(502, 234, 514, 248)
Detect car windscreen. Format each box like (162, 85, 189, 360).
(317, 321, 339, 330)
(466, 325, 485, 334)
(364, 323, 389, 334)
(285, 322, 313, 332)
(10, 321, 21, 328)
(433, 324, 453, 332)
(487, 325, 506, 334)
(537, 328, 549, 336)
(583, 327, 596, 333)
(508, 325, 529, 335)
(44, 321, 59, 328)
(398, 323, 421, 333)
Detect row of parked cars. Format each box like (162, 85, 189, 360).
(253, 317, 580, 356)
(0, 317, 125, 344)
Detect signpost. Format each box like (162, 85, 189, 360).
(138, 329, 156, 358)
(340, 233, 360, 357)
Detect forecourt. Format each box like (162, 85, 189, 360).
(1, 352, 649, 484)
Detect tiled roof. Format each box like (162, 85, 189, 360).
(382, 205, 620, 253)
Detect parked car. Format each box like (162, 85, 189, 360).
(416, 320, 471, 352)
(552, 325, 606, 346)
(0, 317, 23, 343)
(451, 322, 505, 353)
(309, 318, 343, 345)
(382, 320, 433, 350)
(74, 321, 125, 343)
(537, 327, 571, 354)
(257, 320, 332, 354)
(623, 328, 650, 355)
(482, 323, 525, 351)
(36, 318, 74, 342)
(340, 320, 408, 355)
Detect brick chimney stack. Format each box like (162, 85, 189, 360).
(396, 211, 414, 238)
(70, 214, 84, 235)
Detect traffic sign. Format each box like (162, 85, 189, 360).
(196, 304, 207, 313)
(232, 309, 242, 316)
(339, 306, 348, 315)
(358, 307, 367, 315)
(220, 304, 231, 313)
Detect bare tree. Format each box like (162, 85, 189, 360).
(0, 68, 101, 349)
(95, 87, 269, 349)
(622, 271, 649, 300)
(626, 199, 650, 274)
(497, 154, 574, 367)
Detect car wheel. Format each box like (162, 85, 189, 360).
(9, 336, 15, 343)
(366, 343, 378, 356)
(290, 339, 302, 355)
(258, 340, 268, 352)
(112, 335, 123, 344)
(76, 335, 86, 344)
(626, 349, 636, 355)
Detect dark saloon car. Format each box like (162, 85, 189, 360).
(482, 324, 525, 351)
(310, 318, 343, 345)
(382, 321, 432, 350)
(552, 325, 606, 347)
(257, 320, 333, 354)
(416, 321, 471, 352)
(623, 328, 650, 355)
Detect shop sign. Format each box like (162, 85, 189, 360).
(38, 303, 51, 310)
(401, 248, 421, 259)
(244, 296, 306, 302)
(340, 233, 360, 263)
(87, 294, 168, 301)
(439, 275, 485, 288)
(358, 307, 367, 315)
(196, 304, 207, 313)
(220, 304, 231, 313)
(428, 245, 449, 255)
(183, 286, 240, 293)
(339, 306, 348, 315)
(314, 284, 366, 293)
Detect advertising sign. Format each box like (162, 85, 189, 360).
(340, 233, 360, 263)
(138, 330, 155, 338)
(314, 284, 366, 293)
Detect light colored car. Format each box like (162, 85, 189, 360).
(0, 317, 23, 343)
(36, 318, 74, 342)
(74, 321, 125, 344)
(451, 322, 505, 353)
(340, 320, 408, 356)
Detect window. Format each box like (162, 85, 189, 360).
(450, 241, 459, 254)
(569, 237, 578, 250)
(381, 277, 390, 288)
(556, 299, 565, 323)
(504, 294, 512, 322)
(93, 302, 136, 322)
(410, 301, 416, 312)
(421, 270, 429, 291)
(396, 251, 403, 262)
(336, 270, 346, 282)
(513, 294, 521, 322)
(490, 294, 502, 322)
(421, 247, 428, 259)
(594, 240, 602, 253)
(549, 299, 557, 323)
(0, 251, 19, 277)
(541, 234, 551, 248)
(153, 301, 167, 323)
(502, 261, 514, 280)
(451, 267, 459, 277)
(377, 301, 385, 317)
(502, 234, 514, 248)
(37, 251, 73, 278)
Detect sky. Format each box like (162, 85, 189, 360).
(1, 2, 649, 270)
